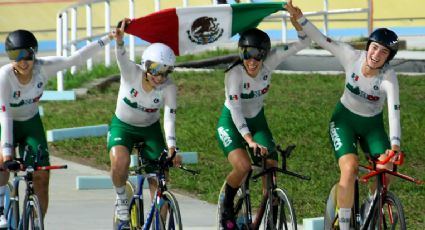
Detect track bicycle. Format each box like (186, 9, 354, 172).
(217, 144, 311, 230)
(113, 143, 200, 230)
(324, 150, 423, 230)
(4, 145, 67, 230)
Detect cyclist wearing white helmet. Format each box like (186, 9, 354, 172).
(108, 19, 181, 224)
(0, 29, 112, 227)
(286, 1, 402, 230)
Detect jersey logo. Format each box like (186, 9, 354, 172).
(10, 93, 42, 107)
(241, 84, 270, 99)
(351, 73, 359, 81)
(13, 91, 21, 99)
(263, 75, 268, 81)
(373, 85, 379, 90)
(130, 88, 138, 98)
(346, 83, 380, 102)
(229, 95, 239, 101)
(37, 82, 43, 88)
(153, 98, 160, 103)
(394, 104, 401, 110)
(123, 97, 159, 113)
(243, 83, 250, 89)
(170, 108, 177, 114)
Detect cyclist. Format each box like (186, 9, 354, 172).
(215, 14, 310, 229)
(108, 19, 181, 224)
(0, 29, 112, 227)
(286, 1, 402, 229)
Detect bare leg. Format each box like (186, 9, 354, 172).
(33, 171, 50, 217)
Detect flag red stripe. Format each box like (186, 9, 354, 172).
(125, 8, 180, 55)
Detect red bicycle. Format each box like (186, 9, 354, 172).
(324, 151, 423, 230)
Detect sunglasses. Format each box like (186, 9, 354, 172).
(239, 47, 267, 61)
(7, 48, 35, 62)
(147, 62, 174, 77)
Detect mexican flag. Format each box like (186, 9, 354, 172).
(125, 2, 286, 56)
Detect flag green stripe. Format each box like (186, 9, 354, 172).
(230, 2, 286, 36)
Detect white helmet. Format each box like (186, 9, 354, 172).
(141, 43, 176, 72)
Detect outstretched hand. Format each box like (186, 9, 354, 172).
(285, 0, 303, 20)
(110, 18, 131, 44)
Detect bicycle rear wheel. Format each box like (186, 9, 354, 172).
(22, 195, 44, 230)
(372, 191, 406, 230)
(158, 191, 182, 230)
(263, 188, 297, 230)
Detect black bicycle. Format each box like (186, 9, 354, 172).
(113, 143, 199, 230)
(217, 144, 310, 230)
(324, 151, 423, 230)
(4, 145, 67, 230)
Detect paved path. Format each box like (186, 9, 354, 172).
(44, 156, 217, 230)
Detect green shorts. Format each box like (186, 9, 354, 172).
(215, 106, 277, 164)
(329, 101, 390, 160)
(0, 113, 50, 166)
(107, 115, 166, 162)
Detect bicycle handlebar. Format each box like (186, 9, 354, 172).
(36, 165, 68, 171)
(360, 150, 422, 185)
(133, 147, 200, 176)
(369, 150, 404, 166)
(250, 144, 310, 181)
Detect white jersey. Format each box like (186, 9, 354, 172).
(114, 45, 177, 148)
(224, 31, 310, 136)
(0, 36, 111, 156)
(298, 16, 401, 146)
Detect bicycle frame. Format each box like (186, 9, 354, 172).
(233, 144, 310, 230)
(6, 145, 67, 230)
(120, 144, 197, 230)
(334, 151, 423, 230)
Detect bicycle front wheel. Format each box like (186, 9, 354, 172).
(157, 191, 182, 230)
(263, 188, 297, 230)
(112, 180, 141, 230)
(22, 195, 44, 230)
(324, 184, 338, 230)
(372, 191, 406, 230)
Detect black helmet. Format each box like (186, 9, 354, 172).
(366, 28, 399, 62)
(238, 28, 271, 52)
(5, 29, 38, 52)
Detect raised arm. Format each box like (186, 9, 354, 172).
(40, 35, 112, 78)
(285, 0, 357, 68)
(111, 18, 140, 81)
(266, 15, 311, 69)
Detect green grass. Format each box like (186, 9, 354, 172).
(41, 70, 425, 228)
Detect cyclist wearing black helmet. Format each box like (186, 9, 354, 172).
(287, 1, 401, 230)
(0, 29, 113, 226)
(215, 13, 310, 229)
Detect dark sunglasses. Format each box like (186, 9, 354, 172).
(7, 48, 35, 62)
(239, 47, 267, 61)
(147, 62, 174, 77)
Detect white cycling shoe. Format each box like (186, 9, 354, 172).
(0, 214, 7, 229)
(115, 197, 130, 222)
